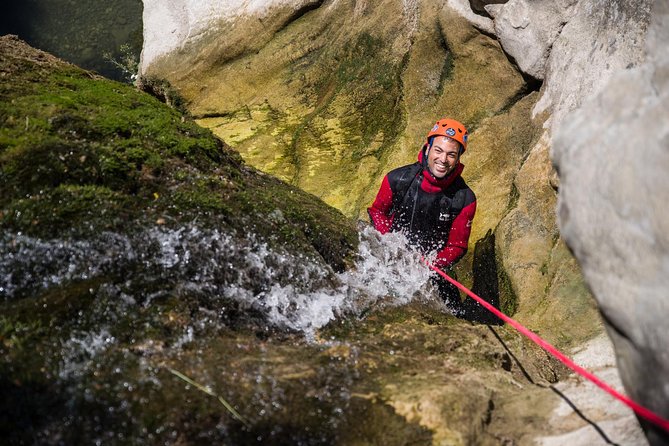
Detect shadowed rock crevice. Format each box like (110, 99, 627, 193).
(276, 0, 326, 33)
(435, 19, 455, 95)
(493, 43, 543, 94)
(469, 0, 509, 19)
(470, 229, 507, 324)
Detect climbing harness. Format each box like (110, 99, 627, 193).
(424, 258, 669, 434)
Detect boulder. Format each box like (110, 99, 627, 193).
(533, 0, 651, 127)
(552, 0, 669, 443)
(485, 0, 578, 80)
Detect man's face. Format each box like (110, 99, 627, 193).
(427, 136, 461, 179)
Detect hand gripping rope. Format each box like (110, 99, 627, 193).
(424, 259, 669, 434)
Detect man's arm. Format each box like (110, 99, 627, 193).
(367, 175, 394, 234)
(434, 200, 476, 268)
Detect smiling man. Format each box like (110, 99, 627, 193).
(368, 118, 476, 316)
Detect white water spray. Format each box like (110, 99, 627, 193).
(0, 225, 438, 337)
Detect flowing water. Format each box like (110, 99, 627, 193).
(1, 226, 435, 333)
(1, 224, 452, 444)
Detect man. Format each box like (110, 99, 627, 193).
(368, 118, 476, 316)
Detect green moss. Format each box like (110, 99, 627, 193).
(0, 36, 357, 265)
(239, 173, 358, 271)
(172, 175, 233, 214)
(332, 33, 405, 155)
(2, 184, 131, 236)
(436, 22, 455, 94)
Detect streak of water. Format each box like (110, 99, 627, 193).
(0, 225, 436, 338)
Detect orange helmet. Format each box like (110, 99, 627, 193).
(426, 118, 469, 153)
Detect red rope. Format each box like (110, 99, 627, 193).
(424, 259, 669, 433)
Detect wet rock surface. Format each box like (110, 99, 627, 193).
(485, 0, 578, 80)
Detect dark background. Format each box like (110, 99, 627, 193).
(1, 0, 143, 81)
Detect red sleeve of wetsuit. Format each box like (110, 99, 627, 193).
(367, 175, 394, 234)
(434, 200, 477, 268)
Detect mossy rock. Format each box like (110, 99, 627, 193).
(1, 284, 566, 445)
(0, 35, 357, 271)
(0, 34, 364, 443)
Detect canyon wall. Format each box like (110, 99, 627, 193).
(488, 0, 666, 442)
(548, 0, 666, 443)
(140, 0, 666, 442)
(140, 1, 596, 354)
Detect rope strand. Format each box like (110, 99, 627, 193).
(423, 258, 669, 433)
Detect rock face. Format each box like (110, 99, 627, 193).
(552, 1, 669, 443)
(486, 0, 667, 442)
(533, 0, 650, 127)
(141, 0, 528, 219)
(485, 0, 578, 80)
(487, 0, 666, 442)
(141, 0, 319, 70)
(487, 0, 650, 124)
(136, 0, 663, 443)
